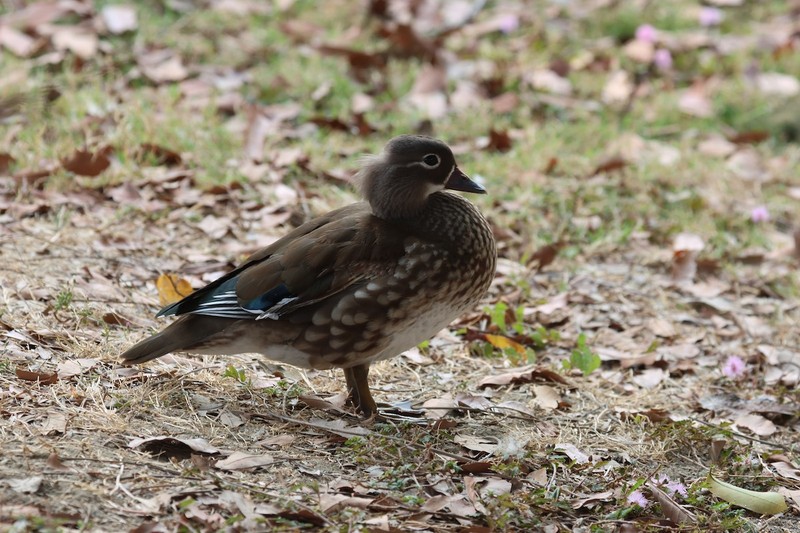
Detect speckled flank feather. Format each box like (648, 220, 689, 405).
(121, 135, 497, 416)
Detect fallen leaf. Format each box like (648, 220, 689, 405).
(478, 366, 569, 388)
(727, 149, 768, 181)
(421, 396, 458, 419)
(51, 26, 98, 59)
(40, 412, 67, 435)
(679, 85, 713, 118)
(101, 4, 138, 34)
(46, 452, 70, 471)
(485, 129, 512, 152)
(735, 413, 777, 437)
(591, 156, 628, 176)
(771, 461, 800, 482)
(0, 25, 42, 57)
(554, 442, 589, 464)
(602, 70, 633, 105)
(57, 358, 98, 378)
(454, 435, 498, 454)
(8, 477, 43, 494)
(708, 473, 787, 514)
(61, 147, 113, 177)
(15, 367, 58, 385)
(138, 50, 188, 83)
(156, 273, 193, 306)
(755, 72, 800, 97)
(647, 483, 696, 524)
(128, 436, 220, 459)
(318, 494, 373, 513)
(633, 367, 666, 389)
(672, 232, 704, 284)
(215, 451, 275, 471)
(529, 69, 572, 95)
(533, 384, 560, 410)
(483, 333, 526, 354)
(571, 490, 614, 509)
(134, 143, 182, 166)
(102, 311, 132, 327)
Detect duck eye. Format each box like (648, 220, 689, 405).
(421, 154, 440, 168)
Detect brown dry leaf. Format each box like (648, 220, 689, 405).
(647, 483, 696, 524)
(2, 0, 82, 28)
(528, 242, 563, 271)
(196, 214, 232, 239)
(15, 367, 58, 385)
(134, 143, 182, 166)
(529, 69, 572, 95)
(495, 400, 537, 418)
(633, 368, 666, 389)
(755, 72, 800, 97)
(478, 366, 569, 388)
(728, 130, 769, 145)
(554, 442, 589, 464)
(625, 40, 655, 63)
(156, 273, 194, 306)
(454, 392, 493, 410)
(298, 393, 347, 412)
(698, 136, 737, 158)
(778, 488, 800, 510)
(46, 452, 70, 471)
(421, 396, 458, 419)
(0, 25, 42, 57)
(102, 311, 132, 327)
(533, 384, 560, 410)
(483, 333, 525, 354)
(647, 317, 676, 338)
(0, 152, 15, 174)
(257, 434, 296, 448)
(128, 436, 220, 459)
(571, 490, 614, 510)
(51, 26, 98, 59)
(601, 70, 633, 105)
(735, 413, 777, 437)
(61, 147, 113, 177)
(318, 494, 374, 513)
(100, 4, 138, 34)
(8, 476, 43, 494)
(409, 63, 446, 95)
(138, 50, 188, 83)
(591, 157, 627, 176)
(215, 451, 275, 471)
(454, 435, 498, 454)
(306, 417, 370, 438)
(671, 233, 704, 284)
(726, 149, 768, 181)
(771, 461, 800, 482)
(57, 358, 98, 378)
(40, 412, 67, 435)
(485, 129, 512, 152)
(244, 111, 276, 162)
(492, 92, 519, 114)
(679, 84, 713, 118)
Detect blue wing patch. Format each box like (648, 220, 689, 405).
(156, 277, 298, 320)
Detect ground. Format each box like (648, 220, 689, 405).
(1, 0, 799, 531)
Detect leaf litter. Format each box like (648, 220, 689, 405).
(1, 0, 799, 531)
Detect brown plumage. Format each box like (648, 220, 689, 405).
(121, 135, 497, 417)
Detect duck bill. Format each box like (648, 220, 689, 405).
(445, 167, 486, 194)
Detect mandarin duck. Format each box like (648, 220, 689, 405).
(121, 135, 497, 417)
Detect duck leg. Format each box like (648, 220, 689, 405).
(343, 364, 377, 417)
